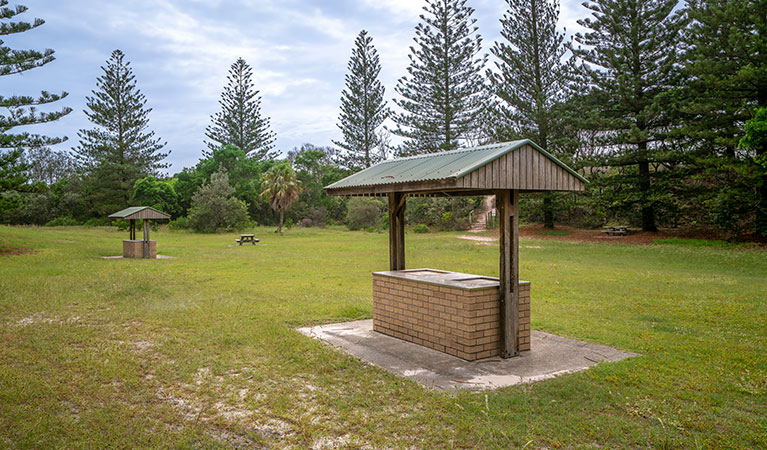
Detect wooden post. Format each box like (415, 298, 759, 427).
(388, 192, 406, 271)
(497, 189, 520, 358)
(142, 219, 149, 259)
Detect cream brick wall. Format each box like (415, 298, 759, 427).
(372, 274, 531, 361)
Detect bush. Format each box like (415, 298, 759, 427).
(45, 216, 80, 226)
(168, 216, 190, 230)
(83, 217, 112, 227)
(413, 224, 430, 233)
(188, 169, 250, 232)
(113, 219, 129, 231)
(406, 197, 478, 230)
(346, 197, 385, 230)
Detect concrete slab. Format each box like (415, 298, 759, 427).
(101, 255, 175, 259)
(298, 319, 638, 391)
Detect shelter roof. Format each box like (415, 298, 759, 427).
(325, 140, 587, 196)
(108, 206, 171, 220)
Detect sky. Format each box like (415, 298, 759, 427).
(5, 0, 589, 173)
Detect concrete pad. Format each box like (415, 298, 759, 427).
(101, 255, 175, 259)
(298, 319, 638, 391)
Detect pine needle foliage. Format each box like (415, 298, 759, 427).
(0, 1, 71, 196)
(392, 0, 486, 156)
(569, 0, 685, 231)
(488, 0, 573, 227)
(206, 58, 276, 161)
(74, 49, 169, 175)
(334, 30, 390, 170)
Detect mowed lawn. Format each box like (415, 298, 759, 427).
(0, 225, 765, 449)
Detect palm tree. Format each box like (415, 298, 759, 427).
(260, 162, 302, 233)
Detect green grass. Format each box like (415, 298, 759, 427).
(653, 237, 749, 248)
(1, 225, 765, 449)
(536, 230, 571, 236)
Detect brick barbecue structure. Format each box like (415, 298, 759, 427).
(325, 140, 587, 359)
(373, 270, 530, 361)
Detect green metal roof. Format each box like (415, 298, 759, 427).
(324, 139, 588, 191)
(108, 206, 171, 219)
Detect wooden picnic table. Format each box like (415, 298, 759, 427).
(235, 234, 259, 245)
(601, 225, 630, 236)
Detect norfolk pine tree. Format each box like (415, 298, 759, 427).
(1, 1, 70, 204)
(206, 58, 276, 161)
(681, 0, 767, 236)
(393, 0, 486, 155)
(334, 30, 390, 170)
(570, 0, 684, 231)
(488, 0, 573, 228)
(73, 50, 169, 215)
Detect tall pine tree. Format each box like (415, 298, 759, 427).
(681, 0, 767, 236)
(333, 30, 390, 170)
(570, 0, 684, 231)
(488, 0, 573, 228)
(392, 0, 486, 155)
(205, 58, 276, 161)
(74, 49, 169, 214)
(1, 1, 70, 200)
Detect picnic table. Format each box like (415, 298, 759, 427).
(601, 225, 630, 236)
(235, 234, 259, 245)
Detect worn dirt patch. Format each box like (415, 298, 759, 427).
(465, 224, 767, 247)
(0, 245, 36, 256)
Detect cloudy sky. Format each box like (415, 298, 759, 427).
(6, 0, 589, 173)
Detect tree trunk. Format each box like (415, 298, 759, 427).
(543, 193, 554, 228)
(638, 158, 657, 232)
(276, 210, 284, 233)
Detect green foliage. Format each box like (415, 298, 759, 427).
(678, 1, 767, 236)
(289, 144, 350, 226)
(488, 0, 574, 227)
(83, 217, 111, 227)
(205, 58, 276, 160)
(412, 223, 430, 233)
(334, 30, 390, 169)
(0, 2, 71, 153)
(131, 176, 180, 218)
(392, 0, 486, 155)
(45, 215, 79, 226)
(113, 219, 128, 231)
(345, 197, 385, 231)
(260, 161, 302, 233)
(740, 108, 767, 162)
(73, 50, 168, 216)
(168, 216, 190, 231)
(406, 197, 478, 230)
(188, 168, 250, 233)
(570, 0, 685, 231)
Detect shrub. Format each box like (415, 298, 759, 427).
(113, 219, 129, 231)
(188, 169, 250, 233)
(413, 224, 429, 233)
(83, 217, 112, 227)
(168, 216, 190, 230)
(346, 197, 385, 230)
(45, 216, 80, 226)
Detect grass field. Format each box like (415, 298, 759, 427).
(1, 225, 766, 449)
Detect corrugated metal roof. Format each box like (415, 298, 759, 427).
(108, 206, 171, 220)
(325, 140, 587, 190)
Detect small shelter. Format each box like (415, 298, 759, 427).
(325, 140, 587, 360)
(108, 206, 171, 259)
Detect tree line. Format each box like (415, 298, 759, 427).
(1, 0, 765, 238)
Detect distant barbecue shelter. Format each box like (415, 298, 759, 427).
(108, 206, 171, 259)
(325, 140, 587, 360)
